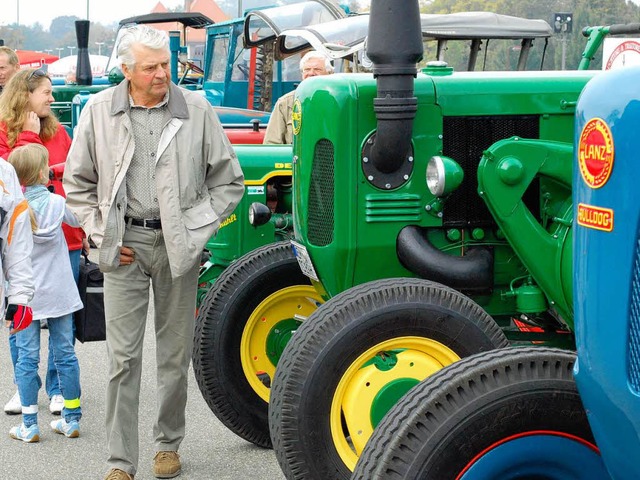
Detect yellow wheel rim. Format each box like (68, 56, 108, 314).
(331, 336, 461, 471)
(240, 285, 323, 402)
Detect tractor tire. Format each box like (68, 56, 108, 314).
(352, 347, 607, 480)
(269, 278, 509, 480)
(193, 241, 323, 448)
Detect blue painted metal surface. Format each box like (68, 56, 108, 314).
(69, 92, 270, 130)
(459, 434, 608, 480)
(573, 65, 640, 480)
(202, 20, 299, 110)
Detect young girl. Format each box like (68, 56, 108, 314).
(0, 157, 35, 333)
(7, 143, 83, 443)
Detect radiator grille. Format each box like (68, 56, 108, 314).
(629, 237, 640, 391)
(442, 115, 540, 228)
(307, 139, 335, 246)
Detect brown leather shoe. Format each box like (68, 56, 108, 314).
(153, 451, 181, 478)
(104, 469, 134, 480)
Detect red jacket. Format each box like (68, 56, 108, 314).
(0, 123, 84, 251)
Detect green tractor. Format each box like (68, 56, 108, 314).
(263, 6, 640, 480)
(191, 7, 567, 450)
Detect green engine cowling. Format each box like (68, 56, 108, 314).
(477, 137, 574, 330)
(197, 144, 293, 304)
(292, 68, 593, 343)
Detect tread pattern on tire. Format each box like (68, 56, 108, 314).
(270, 278, 510, 480)
(193, 241, 307, 448)
(352, 347, 579, 480)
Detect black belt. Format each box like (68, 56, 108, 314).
(125, 216, 162, 229)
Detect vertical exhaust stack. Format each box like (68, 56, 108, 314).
(363, 0, 423, 188)
(75, 20, 93, 86)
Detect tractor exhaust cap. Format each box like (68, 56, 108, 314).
(75, 20, 93, 86)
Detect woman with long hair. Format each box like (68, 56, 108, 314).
(0, 69, 65, 152)
(0, 68, 86, 420)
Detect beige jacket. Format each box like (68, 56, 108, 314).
(263, 90, 295, 145)
(63, 80, 244, 278)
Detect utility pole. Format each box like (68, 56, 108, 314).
(553, 12, 573, 70)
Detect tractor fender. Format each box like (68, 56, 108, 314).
(396, 225, 493, 291)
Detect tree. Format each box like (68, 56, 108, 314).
(88, 23, 117, 56)
(422, 0, 640, 70)
(50, 15, 81, 41)
(22, 23, 52, 52)
(0, 25, 26, 50)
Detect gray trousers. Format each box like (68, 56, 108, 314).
(103, 225, 198, 475)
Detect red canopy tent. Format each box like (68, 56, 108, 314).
(15, 50, 59, 68)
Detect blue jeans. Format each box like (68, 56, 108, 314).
(9, 330, 59, 396)
(8, 249, 82, 398)
(43, 248, 81, 397)
(9, 249, 82, 397)
(14, 315, 82, 427)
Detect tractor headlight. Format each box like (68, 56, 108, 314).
(426, 156, 464, 197)
(248, 202, 271, 227)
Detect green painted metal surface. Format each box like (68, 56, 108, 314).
(478, 137, 574, 329)
(370, 377, 420, 428)
(292, 68, 595, 344)
(197, 145, 294, 300)
(266, 318, 302, 366)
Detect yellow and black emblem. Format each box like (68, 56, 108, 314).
(292, 99, 302, 136)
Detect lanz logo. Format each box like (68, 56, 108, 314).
(578, 118, 614, 189)
(577, 203, 614, 232)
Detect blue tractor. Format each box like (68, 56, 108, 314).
(203, 0, 346, 110)
(350, 63, 640, 480)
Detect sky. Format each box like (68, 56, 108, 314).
(3, 0, 186, 28)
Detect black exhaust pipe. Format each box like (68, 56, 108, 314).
(75, 20, 92, 86)
(363, 0, 423, 189)
(397, 226, 494, 292)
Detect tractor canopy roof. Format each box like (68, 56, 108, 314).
(243, 0, 347, 48)
(118, 12, 213, 28)
(419, 12, 552, 40)
(273, 12, 552, 60)
(104, 12, 214, 83)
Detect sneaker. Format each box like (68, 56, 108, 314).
(50, 418, 80, 438)
(4, 390, 21, 415)
(9, 423, 40, 443)
(49, 394, 64, 415)
(104, 469, 134, 480)
(153, 451, 181, 478)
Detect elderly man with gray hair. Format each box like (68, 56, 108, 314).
(263, 50, 333, 144)
(0, 46, 20, 94)
(63, 25, 244, 480)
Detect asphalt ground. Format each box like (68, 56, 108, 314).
(0, 250, 286, 480)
